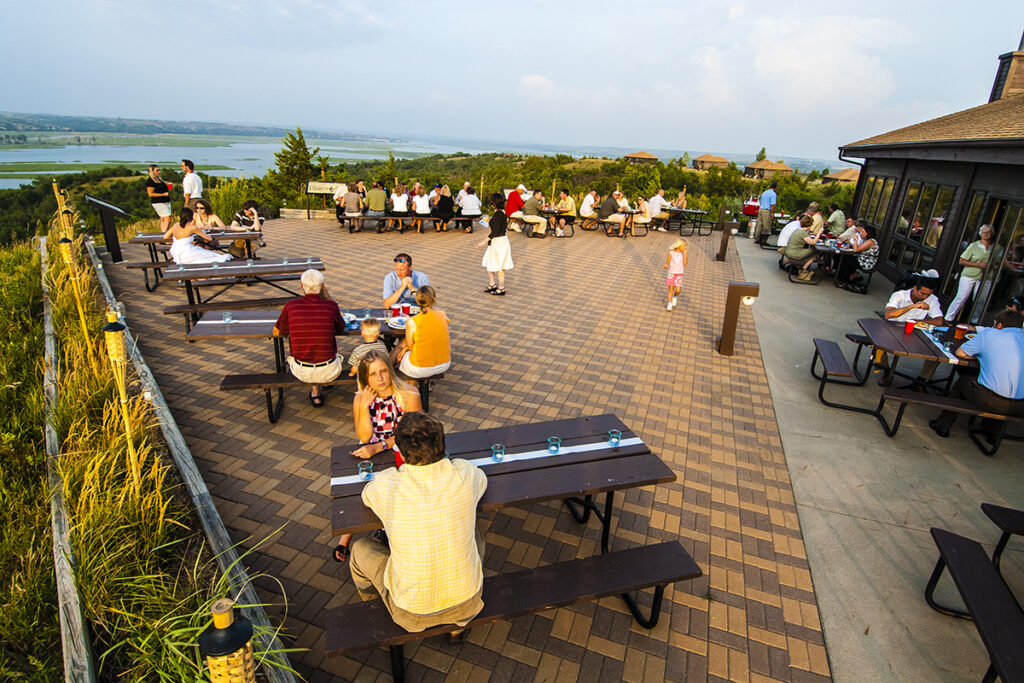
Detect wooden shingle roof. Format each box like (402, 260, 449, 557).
(624, 151, 657, 159)
(694, 153, 729, 163)
(745, 159, 793, 171)
(823, 168, 860, 181)
(843, 93, 1024, 149)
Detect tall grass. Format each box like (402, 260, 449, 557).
(43, 220, 299, 680)
(0, 242, 60, 681)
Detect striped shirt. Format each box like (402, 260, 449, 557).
(363, 458, 487, 615)
(274, 294, 344, 363)
(348, 340, 388, 368)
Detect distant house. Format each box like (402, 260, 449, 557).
(839, 41, 1024, 325)
(743, 160, 794, 179)
(624, 151, 658, 164)
(822, 168, 860, 184)
(692, 153, 729, 171)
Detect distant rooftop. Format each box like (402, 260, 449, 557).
(745, 159, 793, 171)
(694, 153, 729, 163)
(624, 151, 657, 159)
(823, 168, 859, 182)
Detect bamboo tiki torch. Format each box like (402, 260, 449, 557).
(58, 233, 94, 358)
(103, 310, 141, 496)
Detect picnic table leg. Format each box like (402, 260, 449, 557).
(924, 556, 971, 619)
(563, 495, 594, 524)
(967, 416, 1005, 457)
(265, 388, 285, 423)
(273, 338, 287, 373)
(992, 530, 1013, 570)
(142, 266, 162, 292)
(184, 282, 198, 333)
(389, 644, 405, 683)
(620, 584, 666, 629)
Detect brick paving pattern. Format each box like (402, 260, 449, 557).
(103, 218, 832, 682)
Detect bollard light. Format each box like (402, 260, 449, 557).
(716, 281, 760, 356)
(199, 599, 256, 683)
(103, 310, 126, 366)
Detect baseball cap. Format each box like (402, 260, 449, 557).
(516, 184, 527, 191)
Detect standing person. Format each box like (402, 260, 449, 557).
(946, 225, 995, 322)
(383, 253, 430, 308)
(272, 269, 345, 408)
(162, 208, 232, 265)
(477, 192, 513, 295)
(505, 184, 527, 232)
(365, 181, 388, 232)
(929, 309, 1024, 440)
(180, 159, 203, 211)
(826, 203, 846, 235)
(755, 181, 777, 244)
(457, 186, 482, 233)
(348, 411, 487, 637)
(145, 164, 173, 231)
(664, 238, 688, 311)
(334, 351, 422, 563)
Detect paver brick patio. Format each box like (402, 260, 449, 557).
(102, 217, 832, 682)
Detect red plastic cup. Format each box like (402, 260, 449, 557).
(166, 182, 173, 190)
(391, 305, 401, 318)
(401, 303, 411, 316)
(955, 324, 969, 340)
(904, 320, 916, 334)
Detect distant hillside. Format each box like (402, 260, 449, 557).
(0, 111, 398, 143)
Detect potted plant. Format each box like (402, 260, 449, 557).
(737, 215, 750, 237)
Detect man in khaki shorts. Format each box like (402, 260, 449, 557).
(272, 270, 345, 408)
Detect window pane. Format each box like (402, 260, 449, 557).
(897, 182, 921, 235)
(908, 184, 937, 243)
(942, 191, 988, 295)
(857, 177, 876, 216)
(922, 187, 954, 249)
(886, 239, 903, 267)
(900, 243, 918, 272)
(977, 203, 1024, 324)
(874, 178, 895, 225)
(865, 179, 884, 220)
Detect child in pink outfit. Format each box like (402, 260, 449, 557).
(664, 238, 688, 311)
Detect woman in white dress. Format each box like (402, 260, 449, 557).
(163, 208, 232, 265)
(477, 192, 513, 295)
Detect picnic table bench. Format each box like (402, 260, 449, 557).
(324, 413, 700, 681)
(924, 524, 1024, 683)
(340, 213, 477, 234)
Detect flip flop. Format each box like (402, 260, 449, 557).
(310, 392, 325, 408)
(484, 285, 498, 293)
(333, 543, 350, 563)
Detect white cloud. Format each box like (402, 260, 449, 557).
(728, 3, 745, 19)
(517, 74, 556, 96)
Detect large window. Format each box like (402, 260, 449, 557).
(857, 175, 895, 227)
(885, 180, 957, 275)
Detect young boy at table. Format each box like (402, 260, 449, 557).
(348, 318, 389, 376)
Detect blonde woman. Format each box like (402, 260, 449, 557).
(145, 164, 173, 231)
(333, 350, 422, 564)
(393, 285, 451, 379)
(433, 184, 456, 231)
(672, 187, 688, 209)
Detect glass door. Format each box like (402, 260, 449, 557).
(973, 200, 1024, 325)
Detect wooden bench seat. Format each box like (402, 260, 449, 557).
(810, 339, 873, 414)
(220, 371, 444, 423)
(324, 541, 701, 682)
(340, 214, 476, 234)
(982, 502, 1024, 570)
(876, 387, 1024, 455)
(924, 527, 1024, 683)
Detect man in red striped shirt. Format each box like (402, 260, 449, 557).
(273, 270, 345, 408)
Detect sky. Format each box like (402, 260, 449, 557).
(2, 0, 1023, 161)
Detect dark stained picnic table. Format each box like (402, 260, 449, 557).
(665, 207, 712, 235)
(328, 413, 675, 553)
(858, 318, 970, 366)
(128, 230, 264, 260)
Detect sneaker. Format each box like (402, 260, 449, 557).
(657, 226, 668, 232)
(671, 297, 677, 306)
(508, 223, 522, 232)
(666, 302, 673, 311)
(555, 229, 564, 237)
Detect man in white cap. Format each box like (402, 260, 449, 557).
(504, 184, 527, 232)
(598, 190, 629, 237)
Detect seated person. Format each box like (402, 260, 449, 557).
(348, 318, 389, 376)
(432, 185, 456, 231)
(410, 187, 431, 233)
(633, 196, 653, 228)
(163, 208, 232, 265)
(383, 253, 430, 308)
(783, 215, 822, 279)
(192, 198, 226, 231)
(333, 182, 349, 224)
(229, 199, 266, 257)
(837, 215, 859, 243)
(389, 184, 410, 230)
(505, 184, 526, 232)
(456, 186, 482, 233)
(343, 185, 364, 232)
(579, 190, 599, 229)
(671, 187, 688, 209)
(835, 221, 879, 290)
(456, 181, 471, 203)
(549, 189, 576, 237)
(272, 270, 345, 407)
(521, 190, 548, 238)
(825, 203, 845, 234)
(648, 189, 672, 231)
(775, 212, 806, 254)
(365, 181, 388, 232)
(930, 309, 1024, 439)
(393, 285, 451, 379)
(599, 190, 629, 237)
(880, 273, 945, 385)
(349, 411, 487, 635)
(805, 202, 823, 234)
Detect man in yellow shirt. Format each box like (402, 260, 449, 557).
(350, 412, 487, 634)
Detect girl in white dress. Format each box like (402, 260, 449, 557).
(477, 193, 514, 295)
(163, 208, 232, 265)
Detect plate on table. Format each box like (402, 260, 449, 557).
(342, 313, 357, 324)
(915, 322, 934, 332)
(387, 317, 408, 329)
(964, 332, 976, 340)
(409, 306, 420, 315)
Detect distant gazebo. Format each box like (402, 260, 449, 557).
(692, 153, 729, 171)
(822, 168, 860, 184)
(624, 151, 658, 164)
(743, 159, 794, 179)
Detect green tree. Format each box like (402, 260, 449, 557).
(680, 152, 691, 167)
(755, 147, 767, 161)
(374, 151, 399, 188)
(273, 127, 319, 195)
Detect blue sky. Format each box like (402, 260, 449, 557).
(2, 0, 1022, 160)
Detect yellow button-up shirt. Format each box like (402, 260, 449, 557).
(362, 458, 487, 614)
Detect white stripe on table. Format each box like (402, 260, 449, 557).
(330, 436, 644, 488)
(195, 318, 279, 324)
(170, 261, 319, 272)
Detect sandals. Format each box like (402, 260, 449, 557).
(310, 392, 325, 408)
(333, 542, 350, 563)
(484, 285, 498, 293)
(490, 288, 506, 296)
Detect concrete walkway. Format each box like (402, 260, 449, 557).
(734, 236, 1024, 682)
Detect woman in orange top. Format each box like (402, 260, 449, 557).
(393, 285, 451, 379)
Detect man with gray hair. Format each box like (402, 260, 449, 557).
(273, 269, 345, 407)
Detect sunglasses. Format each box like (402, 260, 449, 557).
(394, 258, 408, 263)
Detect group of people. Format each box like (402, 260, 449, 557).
(335, 180, 483, 234)
(270, 256, 484, 637)
(777, 202, 878, 289)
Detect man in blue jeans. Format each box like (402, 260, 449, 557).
(930, 309, 1024, 440)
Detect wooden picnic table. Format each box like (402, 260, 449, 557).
(188, 307, 404, 371)
(328, 413, 675, 555)
(129, 230, 263, 259)
(665, 207, 712, 235)
(858, 317, 975, 392)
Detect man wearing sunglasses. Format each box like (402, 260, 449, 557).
(383, 253, 430, 308)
